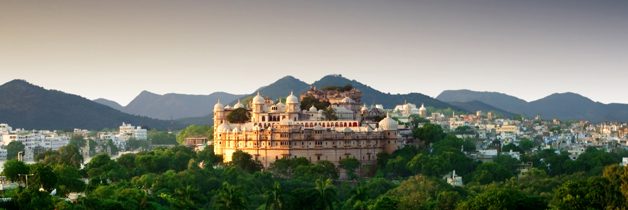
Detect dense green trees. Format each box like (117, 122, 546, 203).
(2, 126, 627, 209)
(412, 123, 445, 145)
(227, 108, 251, 123)
(2, 159, 29, 181)
(6, 141, 25, 160)
(300, 96, 331, 111)
(176, 125, 212, 144)
(149, 130, 177, 145)
(230, 150, 263, 173)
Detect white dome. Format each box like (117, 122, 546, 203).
(341, 96, 354, 104)
(233, 99, 245, 109)
(253, 92, 265, 104)
(286, 91, 299, 104)
(378, 113, 398, 131)
(213, 99, 224, 112)
(216, 122, 231, 133)
(419, 103, 426, 111)
(360, 104, 368, 112)
(309, 106, 318, 112)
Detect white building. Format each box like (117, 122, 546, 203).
(118, 123, 147, 140)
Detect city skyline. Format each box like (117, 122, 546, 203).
(2, 0, 627, 105)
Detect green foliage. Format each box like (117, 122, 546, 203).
(53, 164, 86, 196)
(85, 154, 127, 183)
(412, 123, 445, 145)
(149, 130, 177, 145)
(2, 159, 29, 181)
(339, 157, 360, 180)
(550, 176, 625, 209)
(322, 84, 353, 92)
(126, 138, 149, 151)
(15, 188, 55, 210)
(6, 141, 25, 160)
(227, 108, 251, 123)
(456, 185, 546, 210)
(314, 178, 337, 210)
(176, 125, 212, 144)
(29, 163, 58, 191)
(230, 150, 263, 173)
(214, 182, 248, 210)
(323, 108, 339, 121)
(300, 96, 331, 111)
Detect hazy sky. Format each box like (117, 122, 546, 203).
(1, 0, 627, 105)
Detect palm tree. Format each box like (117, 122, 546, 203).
(344, 187, 367, 210)
(314, 178, 337, 210)
(214, 182, 247, 210)
(264, 182, 284, 210)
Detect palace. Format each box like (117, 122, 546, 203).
(213, 92, 404, 167)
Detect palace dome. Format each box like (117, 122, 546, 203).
(309, 106, 318, 112)
(253, 92, 265, 104)
(360, 104, 368, 112)
(419, 103, 426, 111)
(233, 99, 245, 109)
(286, 91, 299, 104)
(378, 113, 398, 131)
(213, 99, 224, 112)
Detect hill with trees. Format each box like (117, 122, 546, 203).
(438, 89, 628, 122)
(0, 80, 180, 130)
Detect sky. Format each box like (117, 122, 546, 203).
(1, 0, 627, 106)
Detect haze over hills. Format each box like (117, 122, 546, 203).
(95, 91, 243, 120)
(437, 90, 628, 122)
(0, 80, 180, 130)
(177, 74, 465, 125)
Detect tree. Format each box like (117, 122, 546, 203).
(457, 186, 546, 210)
(176, 125, 213, 144)
(15, 188, 54, 210)
(323, 108, 338, 121)
(314, 179, 336, 210)
(149, 130, 177, 145)
(300, 96, 331, 111)
(550, 176, 625, 209)
(126, 138, 149, 151)
(264, 182, 284, 210)
(85, 153, 127, 182)
(58, 144, 83, 168)
(2, 159, 29, 181)
(227, 108, 251, 123)
(6, 141, 25, 160)
(29, 163, 58, 191)
(53, 164, 86, 196)
(412, 123, 445, 145)
(214, 182, 247, 210)
(369, 196, 399, 210)
(230, 150, 262, 173)
(339, 157, 360, 180)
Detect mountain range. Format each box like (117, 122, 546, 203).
(94, 91, 243, 120)
(1, 76, 625, 130)
(0, 80, 181, 130)
(437, 90, 628, 122)
(175, 74, 466, 125)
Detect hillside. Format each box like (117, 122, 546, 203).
(446, 101, 517, 118)
(95, 91, 243, 120)
(178, 74, 462, 125)
(312, 74, 454, 109)
(437, 90, 628, 122)
(0, 80, 180, 130)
